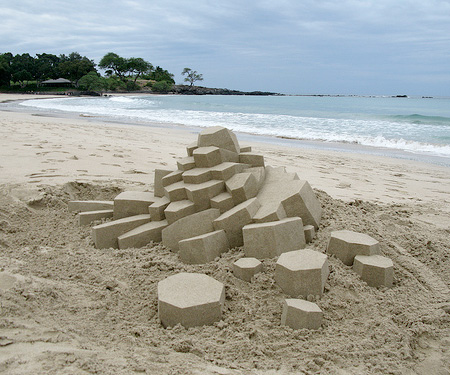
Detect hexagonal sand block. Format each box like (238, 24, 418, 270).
(304, 225, 315, 243)
(353, 255, 394, 288)
(161, 170, 184, 187)
(162, 208, 221, 252)
(118, 220, 168, 249)
(113, 191, 155, 220)
(182, 167, 212, 184)
(92, 214, 151, 249)
(154, 169, 172, 197)
(164, 200, 196, 225)
(210, 192, 235, 214)
(78, 209, 113, 226)
(185, 180, 225, 211)
(179, 230, 229, 264)
(213, 197, 261, 248)
(233, 258, 263, 282)
(193, 146, 223, 168)
(226, 172, 259, 205)
(210, 162, 248, 181)
(177, 156, 196, 171)
(68, 200, 113, 213)
(148, 196, 170, 221)
(239, 152, 265, 167)
(281, 299, 323, 330)
(327, 230, 380, 266)
(197, 126, 240, 153)
(275, 249, 329, 298)
(158, 273, 225, 328)
(219, 148, 239, 163)
(164, 181, 187, 202)
(253, 201, 286, 223)
(186, 141, 198, 157)
(243, 217, 306, 259)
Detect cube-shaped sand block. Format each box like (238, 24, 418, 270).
(161, 170, 183, 187)
(233, 258, 263, 282)
(148, 196, 170, 221)
(164, 181, 187, 202)
(78, 209, 113, 226)
(68, 200, 113, 213)
(158, 273, 225, 328)
(210, 192, 235, 214)
(186, 142, 198, 157)
(275, 249, 329, 298)
(113, 191, 155, 220)
(177, 156, 196, 172)
(327, 230, 380, 266)
(243, 217, 306, 259)
(253, 201, 286, 223)
(162, 208, 221, 252)
(239, 152, 265, 167)
(213, 198, 261, 249)
(164, 200, 196, 225)
(179, 230, 229, 264)
(193, 146, 223, 168)
(210, 162, 248, 181)
(197, 126, 240, 154)
(226, 172, 258, 205)
(304, 225, 315, 243)
(353, 255, 394, 288)
(92, 214, 151, 249)
(154, 169, 172, 197)
(118, 220, 168, 249)
(182, 168, 212, 184)
(281, 299, 323, 330)
(185, 180, 225, 211)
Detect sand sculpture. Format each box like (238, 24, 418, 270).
(69, 126, 394, 329)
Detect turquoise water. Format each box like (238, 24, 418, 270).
(19, 94, 450, 163)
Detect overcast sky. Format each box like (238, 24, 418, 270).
(1, 0, 449, 95)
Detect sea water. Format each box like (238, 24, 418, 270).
(19, 94, 450, 166)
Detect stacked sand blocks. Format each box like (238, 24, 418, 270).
(70, 126, 393, 329)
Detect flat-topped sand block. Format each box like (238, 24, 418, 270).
(164, 200, 196, 224)
(177, 156, 196, 171)
(210, 192, 234, 213)
(327, 230, 380, 266)
(304, 225, 316, 243)
(186, 141, 198, 157)
(281, 299, 323, 330)
(275, 249, 329, 298)
(148, 196, 170, 221)
(210, 162, 248, 181)
(118, 220, 168, 249)
(213, 197, 261, 248)
(197, 126, 240, 154)
(68, 200, 114, 213)
(193, 146, 223, 168)
(158, 272, 225, 328)
(179, 230, 229, 264)
(92, 214, 151, 249)
(226, 172, 258, 205)
(243, 217, 306, 259)
(164, 181, 188, 201)
(113, 191, 155, 220)
(161, 170, 183, 187)
(78, 209, 113, 226)
(154, 169, 172, 197)
(233, 257, 263, 282)
(239, 152, 265, 167)
(239, 145, 252, 153)
(253, 201, 287, 223)
(162, 208, 221, 252)
(353, 255, 394, 288)
(182, 167, 212, 184)
(185, 180, 225, 211)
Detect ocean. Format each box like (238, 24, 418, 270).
(18, 94, 450, 167)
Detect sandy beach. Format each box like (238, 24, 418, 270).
(1, 93, 449, 374)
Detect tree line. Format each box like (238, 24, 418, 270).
(0, 52, 200, 93)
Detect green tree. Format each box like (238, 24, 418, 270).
(151, 80, 173, 93)
(182, 67, 203, 86)
(78, 71, 108, 93)
(11, 53, 35, 87)
(58, 52, 96, 84)
(0, 53, 13, 87)
(144, 66, 175, 83)
(98, 52, 128, 81)
(126, 57, 153, 83)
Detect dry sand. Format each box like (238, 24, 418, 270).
(0, 93, 449, 374)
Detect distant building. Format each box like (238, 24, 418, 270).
(41, 78, 73, 87)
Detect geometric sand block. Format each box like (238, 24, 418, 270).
(213, 197, 261, 249)
(179, 230, 229, 264)
(243, 217, 306, 259)
(185, 180, 225, 211)
(158, 273, 225, 328)
(210, 162, 248, 181)
(264, 166, 298, 183)
(68, 200, 114, 213)
(118, 220, 169, 249)
(162, 208, 221, 252)
(182, 167, 212, 184)
(164, 200, 196, 225)
(186, 141, 198, 157)
(239, 145, 252, 153)
(353, 255, 394, 288)
(225, 172, 258, 205)
(327, 230, 380, 266)
(233, 257, 263, 282)
(210, 192, 235, 214)
(275, 249, 329, 298)
(245, 166, 266, 190)
(252, 201, 287, 223)
(177, 156, 196, 171)
(281, 299, 323, 330)
(154, 169, 172, 197)
(239, 152, 265, 167)
(113, 191, 155, 220)
(148, 196, 171, 221)
(161, 170, 184, 187)
(164, 181, 188, 202)
(92, 214, 151, 249)
(197, 126, 240, 154)
(193, 146, 223, 168)
(304, 225, 315, 243)
(78, 209, 113, 226)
